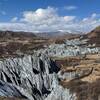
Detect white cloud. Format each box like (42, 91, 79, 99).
(64, 6, 77, 10)
(21, 7, 75, 25)
(91, 13, 97, 18)
(82, 13, 99, 24)
(0, 7, 100, 33)
(11, 17, 18, 22)
(19, 7, 76, 32)
(0, 23, 33, 32)
(64, 16, 76, 21)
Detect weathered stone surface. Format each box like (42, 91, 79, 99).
(45, 85, 76, 100)
(0, 53, 63, 100)
(37, 38, 100, 57)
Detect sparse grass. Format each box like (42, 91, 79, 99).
(0, 37, 47, 58)
(60, 79, 100, 100)
(58, 54, 100, 100)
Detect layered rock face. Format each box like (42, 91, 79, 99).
(0, 53, 75, 100)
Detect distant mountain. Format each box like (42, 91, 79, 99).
(0, 31, 47, 57)
(36, 30, 83, 38)
(0, 31, 36, 39)
(0, 29, 83, 39)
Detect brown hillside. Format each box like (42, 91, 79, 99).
(87, 26, 100, 46)
(0, 31, 48, 57)
(88, 26, 100, 38)
(0, 31, 36, 39)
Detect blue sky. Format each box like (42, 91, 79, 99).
(0, 0, 100, 32)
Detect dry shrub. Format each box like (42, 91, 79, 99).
(55, 57, 80, 68)
(60, 79, 100, 100)
(6, 42, 22, 53)
(55, 39, 65, 44)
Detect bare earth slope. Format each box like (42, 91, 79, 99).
(0, 31, 48, 57)
(56, 54, 100, 100)
(87, 26, 100, 46)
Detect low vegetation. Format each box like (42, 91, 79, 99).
(56, 54, 100, 100)
(60, 79, 100, 100)
(0, 31, 48, 58)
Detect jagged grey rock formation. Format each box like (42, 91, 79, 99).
(0, 53, 75, 100)
(44, 72, 76, 100)
(37, 39, 100, 57)
(45, 85, 76, 100)
(0, 53, 59, 100)
(0, 80, 26, 98)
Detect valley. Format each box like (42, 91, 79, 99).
(0, 26, 100, 100)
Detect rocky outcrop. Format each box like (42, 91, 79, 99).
(0, 53, 60, 100)
(37, 38, 100, 57)
(45, 85, 76, 100)
(0, 53, 75, 100)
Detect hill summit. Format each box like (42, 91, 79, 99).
(88, 26, 100, 38)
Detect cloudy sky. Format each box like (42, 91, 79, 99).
(0, 0, 100, 33)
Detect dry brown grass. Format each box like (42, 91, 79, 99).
(60, 79, 100, 100)
(58, 54, 100, 100)
(0, 37, 47, 58)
